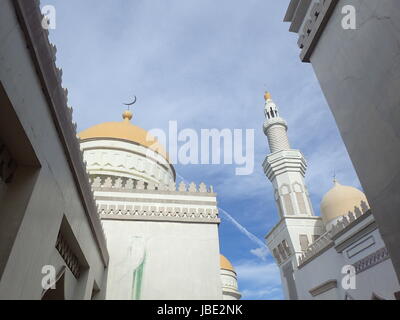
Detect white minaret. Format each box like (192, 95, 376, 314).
(262, 92, 324, 300)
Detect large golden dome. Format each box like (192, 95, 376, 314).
(320, 180, 369, 225)
(78, 112, 169, 161)
(220, 255, 235, 272)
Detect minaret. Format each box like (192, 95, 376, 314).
(263, 92, 313, 217)
(263, 92, 291, 153)
(262, 92, 324, 300)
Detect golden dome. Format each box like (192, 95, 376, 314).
(320, 180, 369, 225)
(264, 92, 271, 101)
(78, 111, 169, 161)
(220, 255, 235, 272)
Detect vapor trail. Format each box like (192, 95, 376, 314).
(218, 207, 268, 250)
(176, 173, 269, 260)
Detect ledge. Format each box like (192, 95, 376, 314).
(101, 214, 220, 224)
(309, 279, 337, 297)
(332, 210, 373, 242)
(284, 0, 339, 63)
(12, 0, 109, 265)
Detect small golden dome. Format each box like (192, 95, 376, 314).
(320, 180, 369, 225)
(78, 117, 169, 162)
(264, 92, 271, 101)
(220, 255, 235, 272)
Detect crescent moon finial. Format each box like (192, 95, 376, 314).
(123, 95, 137, 109)
(122, 95, 137, 121)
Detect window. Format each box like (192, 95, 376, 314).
(299, 234, 309, 251)
(282, 240, 292, 256)
(278, 243, 287, 260)
(273, 248, 282, 264)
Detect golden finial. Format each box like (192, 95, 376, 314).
(264, 92, 271, 101)
(122, 110, 133, 121)
(122, 95, 137, 121)
(333, 169, 338, 185)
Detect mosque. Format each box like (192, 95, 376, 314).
(262, 93, 400, 300)
(77, 108, 241, 300)
(1, 0, 399, 300)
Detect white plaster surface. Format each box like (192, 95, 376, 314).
(103, 220, 222, 300)
(305, 0, 400, 282)
(295, 224, 400, 300)
(0, 0, 107, 299)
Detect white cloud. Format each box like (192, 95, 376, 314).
(250, 247, 269, 261)
(235, 259, 283, 300)
(236, 260, 281, 286)
(241, 287, 282, 300)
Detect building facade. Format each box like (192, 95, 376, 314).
(0, 0, 108, 299)
(0, 0, 241, 300)
(262, 93, 400, 299)
(220, 255, 241, 300)
(78, 113, 226, 299)
(263, 92, 324, 299)
(283, 0, 400, 285)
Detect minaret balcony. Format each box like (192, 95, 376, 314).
(263, 149, 307, 180)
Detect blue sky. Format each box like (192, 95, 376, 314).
(45, 0, 361, 300)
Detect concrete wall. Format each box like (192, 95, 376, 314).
(290, 0, 400, 283)
(0, 0, 107, 299)
(103, 220, 222, 300)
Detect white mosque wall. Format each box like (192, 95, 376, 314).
(103, 219, 222, 300)
(90, 177, 222, 299)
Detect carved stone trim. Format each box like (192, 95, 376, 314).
(331, 209, 372, 241)
(101, 214, 220, 224)
(353, 247, 390, 274)
(99, 204, 220, 224)
(82, 142, 175, 180)
(299, 209, 372, 267)
(91, 176, 216, 196)
(309, 279, 337, 297)
(55, 233, 81, 279)
(94, 187, 217, 198)
(95, 196, 217, 206)
(298, 241, 334, 269)
(298, 232, 333, 267)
